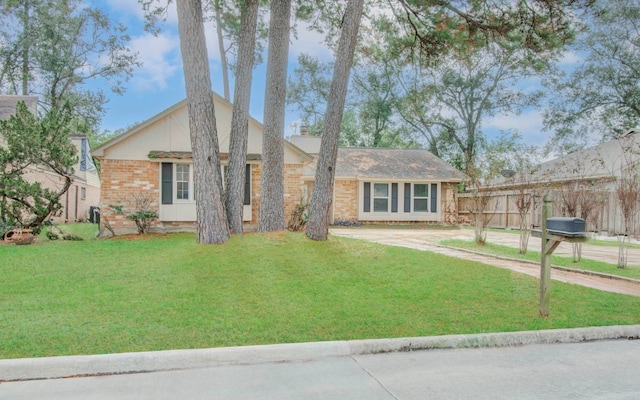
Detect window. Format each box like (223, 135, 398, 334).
(364, 181, 438, 215)
(413, 184, 429, 212)
(223, 164, 252, 205)
(176, 164, 190, 200)
(80, 187, 86, 200)
(373, 183, 389, 212)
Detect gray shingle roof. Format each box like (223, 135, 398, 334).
(489, 129, 640, 188)
(0, 95, 37, 120)
(304, 147, 468, 181)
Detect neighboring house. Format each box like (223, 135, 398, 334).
(462, 130, 640, 236)
(92, 93, 467, 235)
(0, 95, 100, 223)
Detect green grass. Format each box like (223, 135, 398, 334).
(585, 237, 640, 250)
(463, 226, 640, 249)
(1, 230, 639, 359)
(441, 239, 640, 280)
(40, 222, 100, 241)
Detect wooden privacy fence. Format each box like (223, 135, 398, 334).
(458, 190, 640, 238)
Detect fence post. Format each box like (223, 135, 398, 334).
(504, 193, 509, 228)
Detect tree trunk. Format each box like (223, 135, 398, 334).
(258, 0, 290, 232)
(176, 0, 229, 244)
(306, 0, 365, 241)
(518, 206, 531, 254)
(21, 0, 31, 95)
(225, 0, 259, 236)
(214, 5, 230, 101)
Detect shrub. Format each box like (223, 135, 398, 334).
(62, 233, 83, 241)
(111, 193, 158, 235)
(332, 219, 362, 227)
(0, 220, 16, 240)
(126, 209, 159, 235)
(287, 199, 309, 232)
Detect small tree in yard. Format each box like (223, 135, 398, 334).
(615, 175, 640, 268)
(471, 132, 538, 247)
(491, 140, 544, 254)
(611, 135, 640, 269)
(464, 164, 500, 245)
(512, 172, 543, 255)
(110, 193, 158, 235)
(0, 102, 77, 232)
(125, 193, 158, 235)
(554, 155, 607, 262)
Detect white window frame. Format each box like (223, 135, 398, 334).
(373, 183, 390, 213)
(358, 180, 439, 222)
(175, 163, 193, 202)
(412, 183, 430, 213)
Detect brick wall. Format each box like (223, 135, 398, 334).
(283, 164, 305, 225)
(248, 163, 305, 228)
(99, 161, 304, 232)
(98, 160, 462, 232)
(441, 182, 459, 224)
(99, 159, 159, 230)
(333, 179, 358, 221)
(249, 163, 260, 226)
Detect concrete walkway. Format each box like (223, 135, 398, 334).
(330, 228, 640, 297)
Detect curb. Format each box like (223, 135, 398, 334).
(2, 325, 639, 382)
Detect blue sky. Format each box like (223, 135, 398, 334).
(100, 0, 333, 139)
(98, 0, 576, 148)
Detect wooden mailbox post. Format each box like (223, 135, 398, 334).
(532, 195, 588, 317)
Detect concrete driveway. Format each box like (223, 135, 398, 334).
(329, 227, 640, 297)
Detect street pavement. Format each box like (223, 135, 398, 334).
(2, 337, 639, 399)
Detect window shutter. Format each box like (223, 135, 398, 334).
(391, 183, 398, 212)
(161, 163, 173, 204)
(404, 183, 411, 212)
(363, 182, 371, 212)
(431, 183, 438, 212)
(244, 164, 251, 205)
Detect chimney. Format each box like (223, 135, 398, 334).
(300, 125, 309, 136)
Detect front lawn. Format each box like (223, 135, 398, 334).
(441, 239, 640, 280)
(1, 230, 639, 359)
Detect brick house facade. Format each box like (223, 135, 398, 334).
(93, 93, 466, 235)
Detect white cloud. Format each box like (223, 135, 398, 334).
(558, 50, 581, 66)
(105, 0, 178, 26)
(203, 22, 223, 62)
(105, 0, 145, 20)
(129, 33, 181, 91)
(485, 109, 550, 146)
(290, 22, 334, 61)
